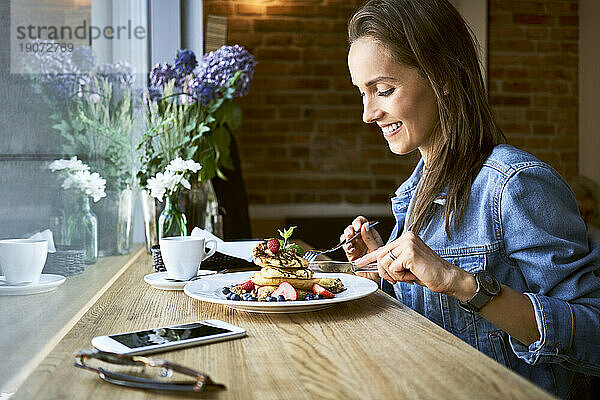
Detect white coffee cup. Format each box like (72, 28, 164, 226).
(159, 236, 217, 280)
(0, 239, 48, 284)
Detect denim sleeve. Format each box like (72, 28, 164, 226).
(500, 164, 600, 375)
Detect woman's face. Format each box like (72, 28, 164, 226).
(348, 37, 439, 162)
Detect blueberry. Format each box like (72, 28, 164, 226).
(277, 295, 286, 302)
(304, 293, 314, 301)
(266, 296, 277, 302)
(222, 287, 230, 295)
(226, 292, 233, 300)
(231, 293, 241, 301)
(248, 296, 257, 301)
(314, 294, 323, 300)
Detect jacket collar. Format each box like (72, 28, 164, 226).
(393, 158, 448, 205)
(395, 159, 425, 196)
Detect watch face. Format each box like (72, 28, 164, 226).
(478, 271, 501, 295)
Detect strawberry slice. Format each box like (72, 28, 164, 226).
(312, 283, 334, 299)
(270, 282, 297, 301)
(239, 280, 255, 292)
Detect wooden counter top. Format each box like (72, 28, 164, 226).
(12, 252, 555, 399)
(0, 245, 145, 395)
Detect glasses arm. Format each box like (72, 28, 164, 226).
(99, 368, 206, 392)
(74, 350, 226, 392)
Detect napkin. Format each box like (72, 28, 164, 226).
(27, 229, 56, 253)
(190, 227, 260, 262)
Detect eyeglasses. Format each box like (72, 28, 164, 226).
(74, 349, 226, 393)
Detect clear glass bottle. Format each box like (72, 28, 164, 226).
(66, 196, 98, 264)
(116, 188, 133, 254)
(204, 180, 223, 238)
(49, 207, 66, 247)
(140, 189, 158, 253)
(158, 193, 188, 239)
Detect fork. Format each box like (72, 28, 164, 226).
(303, 221, 379, 262)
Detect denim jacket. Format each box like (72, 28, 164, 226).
(384, 144, 600, 398)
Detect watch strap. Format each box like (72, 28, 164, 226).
(459, 271, 499, 313)
(459, 288, 493, 312)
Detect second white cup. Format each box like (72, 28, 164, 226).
(159, 236, 217, 280)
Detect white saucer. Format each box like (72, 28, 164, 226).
(0, 274, 66, 296)
(144, 270, 219, 291)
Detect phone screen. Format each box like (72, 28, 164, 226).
(109, 322, 232, 349)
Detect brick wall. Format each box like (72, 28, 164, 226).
(489, 0, 579, 177)
(205, 0, 579, 210)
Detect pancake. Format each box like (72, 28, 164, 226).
(253, 241, 309, 270)
(260, 266, 313, 280)
(250, 271, 345, 293)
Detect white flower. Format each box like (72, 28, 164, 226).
(185, 159, 202, 173)
(49, 156, 90, 172)
(72, 170, 107, 202)
(147, 158, 199, 201)
(50, 157, 106, 202)
(166, 157, 202, 173)
(166, 157, 188, 172)
(61, 174, 76, 190)
(180, 176, 191, 190)
(147, 170, 178, 201)
(146, 175, 167, 201)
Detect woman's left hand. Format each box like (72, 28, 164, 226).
(353, 231, 467, 296)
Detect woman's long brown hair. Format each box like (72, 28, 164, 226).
(348, 0, 506, 236)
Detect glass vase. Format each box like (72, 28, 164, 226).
(93, 188, 135, 256)
(116, 188, 134, 254)
(140, 189, 159, 253)
(158, 193, 187, 239)
(66, 196, 98, 264)
(183, 180, 223, 238)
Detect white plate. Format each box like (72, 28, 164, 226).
(144, 270, 221, 291)
(0, 274, 66, 296)
(183, 271, 378, 313)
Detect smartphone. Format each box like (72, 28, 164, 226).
(91, 320, 246, 355)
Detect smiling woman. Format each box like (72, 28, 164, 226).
(347, 0, 504, 237)
(342, 1, 600, 399)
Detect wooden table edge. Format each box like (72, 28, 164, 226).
(4, 246, 146, 394)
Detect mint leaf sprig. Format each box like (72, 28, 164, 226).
(278, 226, 296, 249)
(270, 226, 304, 256)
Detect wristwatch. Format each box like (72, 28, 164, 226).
(459, 270, 501, 313)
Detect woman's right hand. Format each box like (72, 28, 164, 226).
(342, 216, 384, 262)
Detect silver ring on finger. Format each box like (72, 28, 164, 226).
(388, 250, 397, 261)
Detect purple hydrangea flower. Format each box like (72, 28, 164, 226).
(71, 46, 97, 73)
(49, 74, 86, 101)
(94, 61, 136, 87)
(149, 63, 176, 89)
(20, 39, 71, 75)
(20, 40, 96, 101)
(198, 45, 256, 98)
(173, 49, 198, 79)
(43, 65, 89, 101)
(186, 76, 217, 105)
